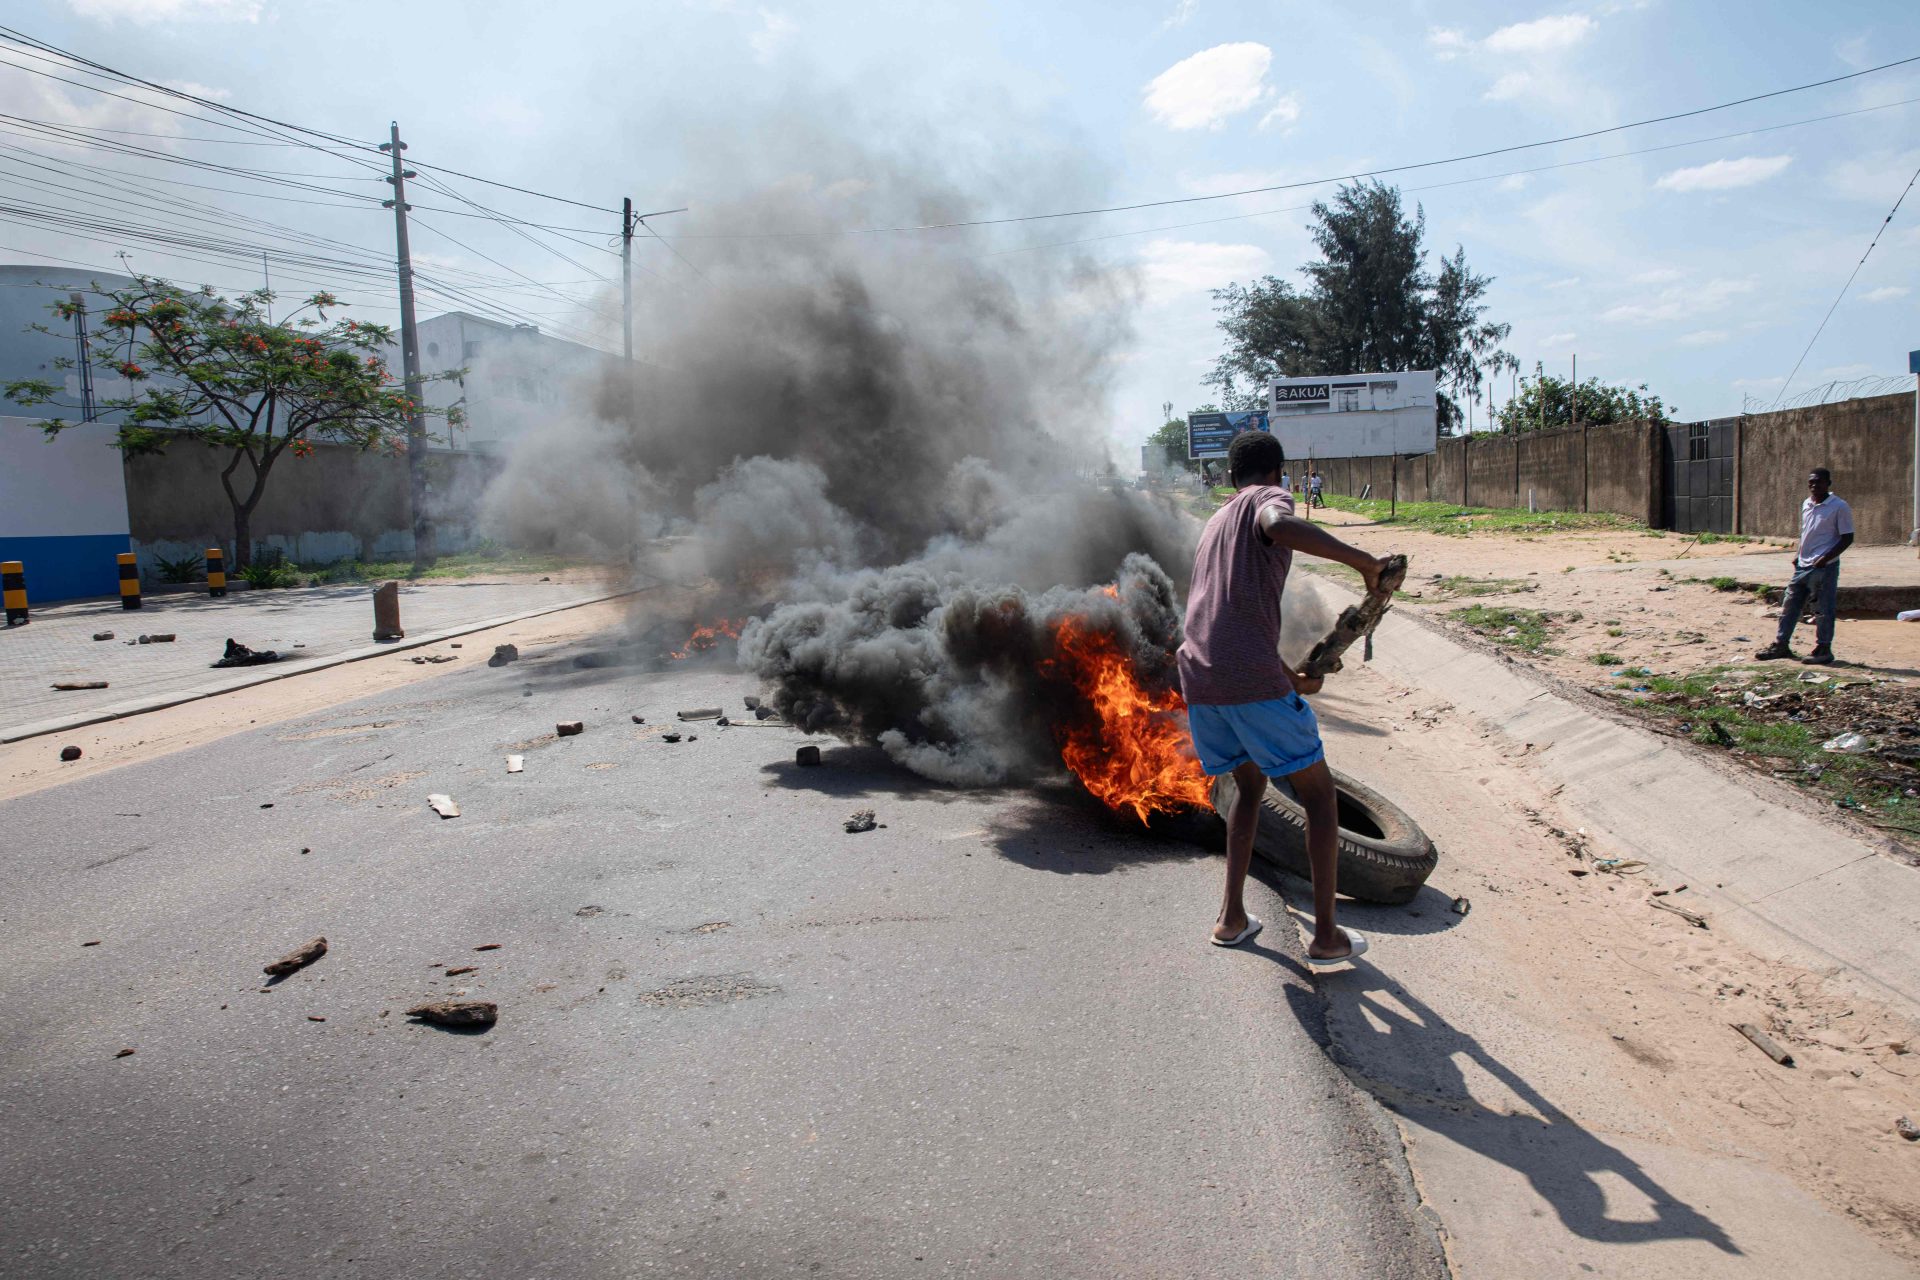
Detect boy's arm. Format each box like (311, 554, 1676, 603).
(1258, 503, 1389, 592)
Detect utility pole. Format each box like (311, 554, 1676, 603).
(381, 122, 435, 567)
(1536, 361, 1545, 435)
(1571, 354, 1579, 430)
(70, 293, 96, 423)
(622, 197, 636, 362)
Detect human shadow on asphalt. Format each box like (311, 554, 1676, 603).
(1241, 862, 1468, 939)
(1279, 977, 1741, 1256)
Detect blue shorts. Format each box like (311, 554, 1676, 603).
(1188, 694, 1325, 778)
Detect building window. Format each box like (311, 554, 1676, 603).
(463, 340, 481, 359)
(1687, 423, 1709, 462)
(1333, 386, 1362, 412)
(426, 341, 439, 357)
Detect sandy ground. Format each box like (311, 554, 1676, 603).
(0, 597, 642, 803)
(1293, 632, 1920, 1270)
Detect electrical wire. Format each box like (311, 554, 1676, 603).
(1770, 160, 1920, 408)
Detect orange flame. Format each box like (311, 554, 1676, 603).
(667, 617, 745, 661)
(1044, 615, 1212, 824)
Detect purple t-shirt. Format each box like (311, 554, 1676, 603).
(1177, 485, 1294, 706)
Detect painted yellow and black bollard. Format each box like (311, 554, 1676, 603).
(117, 552, 141, 610)
(206, 547, 226, 597)
(2, 560, 26, 626)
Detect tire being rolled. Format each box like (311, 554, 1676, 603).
(1209, 767, 1437, 905)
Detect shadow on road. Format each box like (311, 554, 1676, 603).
(984, 787, 1214, 875)
(758, 744, 984, 804)
(1279, 974, 1740, 1256)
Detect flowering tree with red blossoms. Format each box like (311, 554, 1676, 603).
(5, 276, 462, 568)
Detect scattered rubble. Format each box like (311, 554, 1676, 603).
(473, 943, 501, 951)
(444, 965, 476, 977)
(51, 681, 108, 690)
(1649, 897, 1709, 928)
(796, 745, 821, 767)
(92, 631, 113, 641)
(575, 905, 603, 917)
(506, 755, 524, 773)
(306, 1015, 327, 1023)
(405, 999, 497, 1028)
(488, 643, 519, 667)
(754, 706, 779, 721)
(1733, 1022, 1794, 1066)
(678, 708, 723, 721)
(114, 1048, 135, 1058)
(59, 746, 82, 761)
(844, 809, 878, 833)
(1822, 732, 1870, 755)
(1450, 896, 1472, 916)
(743, 695, 761, 710)
(410, 654, 457, 664)
(631, 714, 646, 724)
(556, 721, 584, 737)
(81, 939, 100, 946)
(263, 936, 327, 977)
(136, 633, 175, 644)
(662, 731, 682, 743)
(1897, 1116, 1920, 1141)
(427, 793, 461, 819)
(212, 638, 281, 668)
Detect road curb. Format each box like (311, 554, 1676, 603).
(1, 589, 641, 744)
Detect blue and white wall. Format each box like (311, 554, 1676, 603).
(0, 415, 132, 603)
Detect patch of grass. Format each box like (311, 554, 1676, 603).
(1435, 575, 1535, 598)
(1451, 604, 1553, 652)
(1694, 532, 1754, 545)
(305, 546, 584, 584)
(1589, 652, 1623, 666)
(238, 560, 303, 589)
(1707, 576, 1741, 591)
(1643, 530, 1668, 539)
(1606, 627, 1625, 638)
(1318, 493, 1642, 537)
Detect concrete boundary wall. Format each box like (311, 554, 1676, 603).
(1307, 391, 1913, 542)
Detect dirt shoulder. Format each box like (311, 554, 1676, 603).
(1302, 507, 1919, 851)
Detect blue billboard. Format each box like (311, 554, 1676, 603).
(1187, 409, 1269, 461)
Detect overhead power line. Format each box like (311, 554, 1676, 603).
(1771, 160, 1920, 408)
(665, 53, 1920, 239)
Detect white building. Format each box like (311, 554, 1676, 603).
(401, 312, 620, 454)
(1268, 370, 1437, 460)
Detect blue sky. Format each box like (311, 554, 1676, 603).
(1, 0, 1916, 458)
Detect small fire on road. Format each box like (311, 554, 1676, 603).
(667, 617, 746, 661)
(1042, 612, 1211, 825)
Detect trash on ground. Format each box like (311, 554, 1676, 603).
(1732, 1022, 1794, 1066)
(744, 695, 761, 710)
(473, 943, 501, 951)
(115, 1048, 134, 1058)
(410, 654, 456, 664)
(263, 936, 327, 977)
(444, 965, 476, 976)
(1896, 1116, 1920, 1141)
(59, 745, 82, 761)
(1592, 858, 1647, 875)
(631, 714, 645, 724)
(406, 999, 497, 1028)
(505, 755, 524, 773)
(661, 731, 682, 743)
(678, 707, 723, 721)
(1898, 610, 1920, 623)
(575, 905, 603, 917)
(427, 793, 461, 819)
(488, 643, 519, 667)
(755, 706, 779, 721)
(556, 721, 584, 737)
(1449, 896, 1471, 916)
(796, 745, 821, 767)
(1649, 897, 1709, 928)
(212, 638, 281, 668)
(82, 939, 100, 946)
(51, 681, 108, 690)
(92, 631, 113, 641)
(845, 809, 878, 834)
(716, 715, 731, 726)
(306, 1015, 327, 1022)
(1822, 732, 1870, 754)
(1800, 671, 1830, 684)
(137, 633, 175, 643)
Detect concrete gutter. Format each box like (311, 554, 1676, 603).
(1330, 581, 1920, 1017)
(1, 588, 640, 744)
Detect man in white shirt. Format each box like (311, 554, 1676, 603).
(1756, 467, 1854, 666)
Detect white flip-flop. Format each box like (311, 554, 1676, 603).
(1210, 916, 1264, 948)
(1305, 928, 1369, 968)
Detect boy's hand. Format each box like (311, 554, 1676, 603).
(1292, 669, 1325, 696)
(1358, 554, 1389, 596)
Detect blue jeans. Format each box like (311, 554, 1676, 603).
(1776, 561, 1838, 650)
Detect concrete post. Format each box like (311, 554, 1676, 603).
(372, 581, 404, 642)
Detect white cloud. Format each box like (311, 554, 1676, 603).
(1654, 155, 1792, 192)
(1257, 93, 1301, 132)
(1136, 238, 1270, 301)
(1816, 363, 1877, 379)
(1731, 376, 1786, 392)
(1483, 14, 1596, 54)
(748, 9, 796, 62)
(1427, 27, 1470, 59)
(162, 80, 230, 102)
(1545, 276, 1582, 290)
(1143, 43, 1283, 131)
(1602, 277, 1755, 325)
(1861, 285, 1911, 303)
(1483, 71, 1535, 102)
(1630, 267, 1682, 285)
(1678, 329, 1728, 347)
(67, 0, 261, 20)
(1539, 332, 1578, 346)
(1160, 0, 1198, 31)
(1497, 174, 1529, 192)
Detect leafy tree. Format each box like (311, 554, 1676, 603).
(1493, 375, 1672, 434)
(1144, 405, 1220, 475)
(6, 276, 461, 568)
(1205, 181, 1513, 432)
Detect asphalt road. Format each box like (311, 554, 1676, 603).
(0, 639, 1444, 1278)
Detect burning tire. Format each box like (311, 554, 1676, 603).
(1208, 769, 1436, 905)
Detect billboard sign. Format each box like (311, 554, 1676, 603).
(1187, 409, 1269, 460)
(1272, 383, 1331, 405)
(1267, 370, 1437, 460)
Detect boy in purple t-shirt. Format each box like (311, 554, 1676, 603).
(1178, 432, 1390, 965)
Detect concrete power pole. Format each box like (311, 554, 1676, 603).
(381, 122, 435, 567)
(622, 197, 636, 362)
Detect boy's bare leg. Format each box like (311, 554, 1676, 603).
(1286, 759, 1354, 960)
(1213, 762, 1267, 941)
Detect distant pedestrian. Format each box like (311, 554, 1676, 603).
(1179, 430, 1390, 966)
(1756, 467, 1853, 666)
(1308, 471, 1324, 509)
(1280, 469, 1291, 494)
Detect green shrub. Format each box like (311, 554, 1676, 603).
(152, 552, 204, 584)
(1589, 652, 1622, 666)
(238, 561, 303, 589)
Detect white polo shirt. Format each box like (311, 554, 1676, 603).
(1796, 494, 1854, 568)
